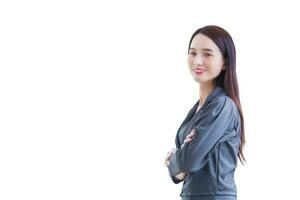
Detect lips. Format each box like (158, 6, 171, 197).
(194, 68, 206, 72)
(193, 68, 206, 74)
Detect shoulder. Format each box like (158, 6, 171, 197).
(206, 95, 235, 112)
(215, 95, 241, 127)
(219, 96, 237, 111)
(204, 95, 239, 122)
(195, 95, 237, 127)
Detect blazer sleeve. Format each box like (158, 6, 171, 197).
(167, 160, 183, 184)
(169, 96, 236, 174)
(167, 142, 185, 184)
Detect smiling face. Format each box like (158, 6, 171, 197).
(188, 33, 226, 85)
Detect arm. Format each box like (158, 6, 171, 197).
(165, 148, 186, 184)
(166, 131, 195, 183)
(170, 97, 236, 174)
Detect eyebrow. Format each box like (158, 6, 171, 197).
(189, 48, 214, 52)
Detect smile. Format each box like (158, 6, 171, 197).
(193, 68, 206, 75)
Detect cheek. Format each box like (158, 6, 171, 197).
(209, 59, 223, 71)
(187, 57, 193, 66)
(210, 67, 223, 77)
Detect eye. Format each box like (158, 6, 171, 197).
(203, 53, 212, 57)
(189, 51, 196, 56)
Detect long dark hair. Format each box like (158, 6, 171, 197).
(188, 25, 246, 165)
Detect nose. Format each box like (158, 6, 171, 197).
(193, 55, 203, 65)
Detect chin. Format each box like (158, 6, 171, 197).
(193, 77, 203, 83)
(193, 77, 211, 84)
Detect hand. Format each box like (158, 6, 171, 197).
(175, 172, 187, 180)
(165, 148, 187, 181)
(164, 148, 176, 167)
(181, 129, 196, 148)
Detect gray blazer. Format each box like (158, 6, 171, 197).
(168, 86, 241, 199)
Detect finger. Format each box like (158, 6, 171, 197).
(183, 138, 193, 144)
(164, 160, 170, 167)
(166, 152, 172, 158)
(186, 134, 196, 141)
(165, 151, 173, 159)
(185, 133, 195, 140)
(186, 135, 195, 140)
(187, 130, 196, 137)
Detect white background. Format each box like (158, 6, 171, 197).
(1, 0, 300, 199)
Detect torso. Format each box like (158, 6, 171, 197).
(195, 104, 202, 113)
(178, 103, 202, 145)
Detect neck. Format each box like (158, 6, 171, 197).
(199, 82, 216, 105)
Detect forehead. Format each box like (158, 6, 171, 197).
(190, 33, 220, 52)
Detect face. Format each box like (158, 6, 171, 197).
(188, 33, 226, 84)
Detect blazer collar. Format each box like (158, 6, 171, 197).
(195, 86, 226, 109)
(182, 86, 226, 124)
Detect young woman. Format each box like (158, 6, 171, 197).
(164, 25, 246, 200)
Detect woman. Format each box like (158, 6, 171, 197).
(164, 25, 246, 200)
